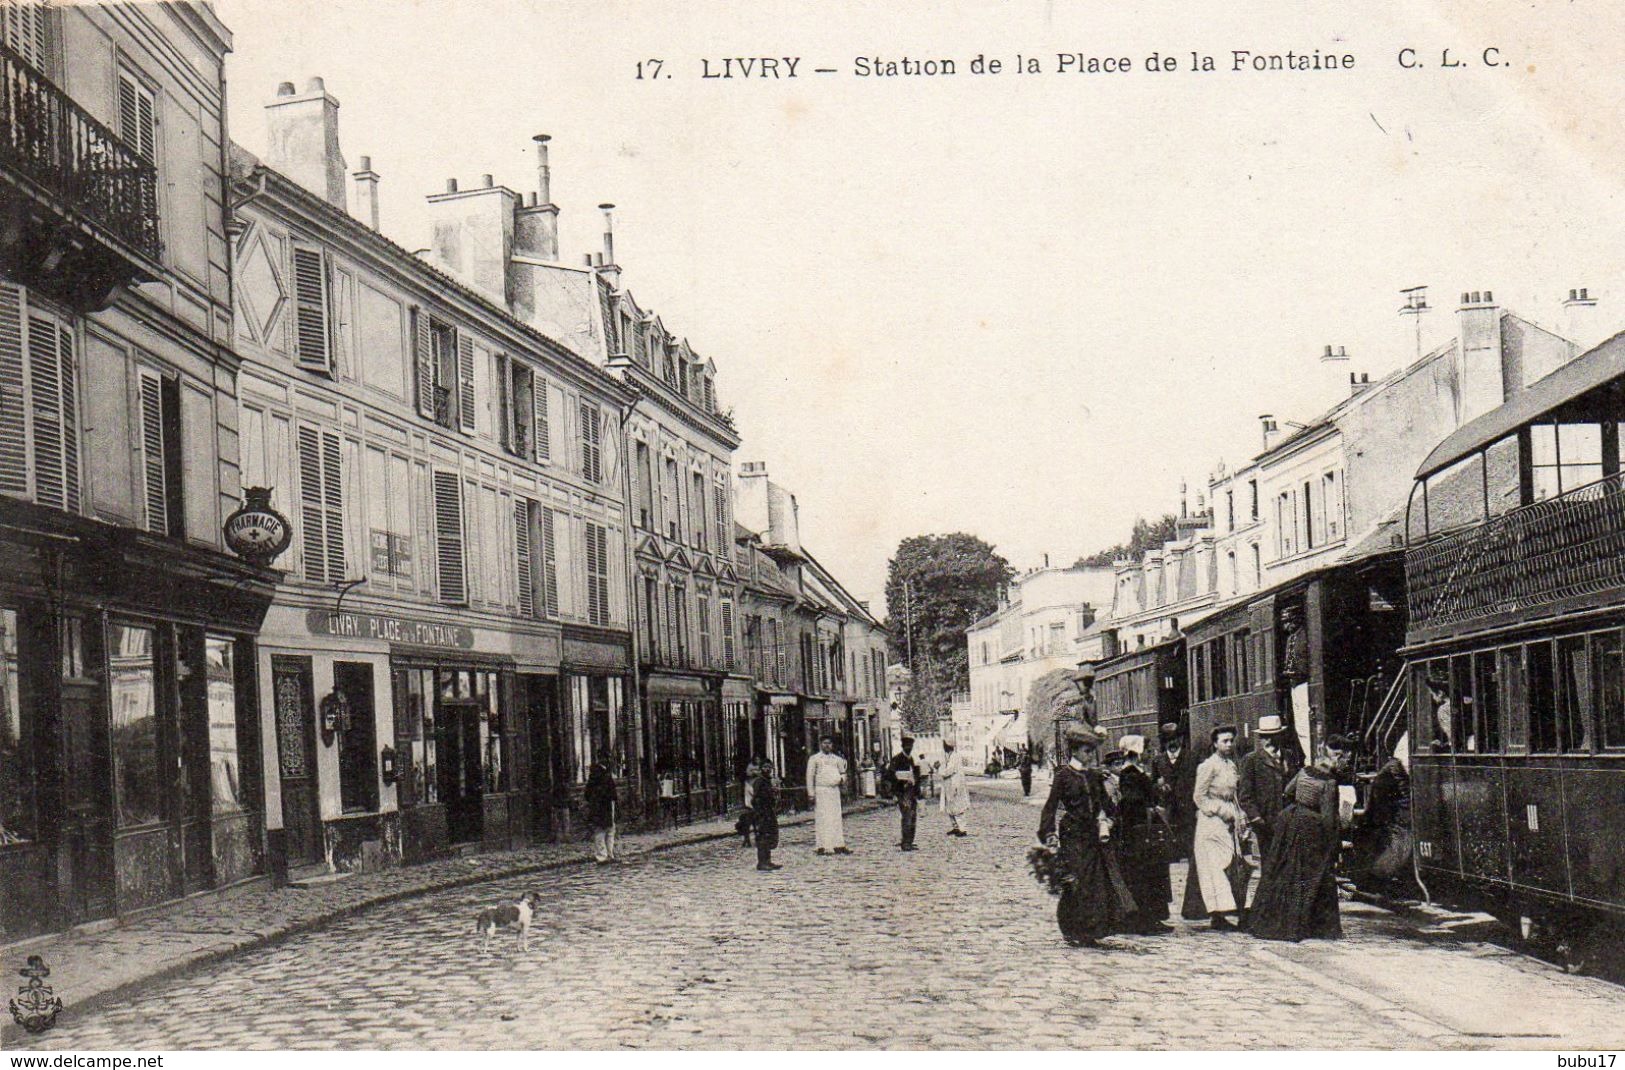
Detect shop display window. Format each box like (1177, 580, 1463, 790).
(0, 608, 31, 844)
(111, 624, 162, 828)
(205, 636, 244, 814)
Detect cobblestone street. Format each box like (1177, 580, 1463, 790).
(17, 791, 1625, 1050)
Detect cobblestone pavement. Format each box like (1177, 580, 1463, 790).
(17, 794, 1625, 1050)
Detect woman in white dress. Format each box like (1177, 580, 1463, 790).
(1192, 725, 1245, 931)
(940, 741, 970, 836)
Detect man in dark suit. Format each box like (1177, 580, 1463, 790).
(889, 736, 922, 851)
(1237, 715, 1291, 859)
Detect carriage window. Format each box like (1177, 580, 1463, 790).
(1530, 424, 1561, 502)
(1500, 647, 1528, 751)
(1423, 658, 1454, 753)
(1593, 631, 1625, 751)
(1558, 636, 1594, 753)
(1474, 650, 1501, 753)
(1449, 655, 1474, 753)
(1528, 641, 1559, 753)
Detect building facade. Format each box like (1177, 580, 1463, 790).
(0, 2, 278, 938)
(228, 80, 636, 872)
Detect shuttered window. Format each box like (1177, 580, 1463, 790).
(585, 521, 610, 626)
(433, 470, 466, 604)
(135, 371, 172, 534)
(533, 373, 550, 462)
(290, 246, 331, 372)
(720, 599, 736, 669)
(579, 401, 601, 483)
(297, 425, 344, 583)
(2, 1, 49, 71)
(0, 285, 81, 514)
(713, 480, 728, 559)
(117, 70, 156, 164)
(514, 497, 534, 618)
(540, 506, 560, 617)
(412, 307, 435, 419)
(455, 332, 475, 433)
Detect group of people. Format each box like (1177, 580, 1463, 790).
(1036, 714, 1356, 948)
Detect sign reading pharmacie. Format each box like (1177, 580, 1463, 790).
(222, 487, 293, 565)
(305, 608, 475, 649)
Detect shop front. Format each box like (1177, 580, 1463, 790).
(721, 677, 754, 810)
(258, 602, 540, 876)
(643, 672, 725, 826)
(552, 626, 634, 836)
(754, 692, 807, 809)
(0, 504, 275, 940)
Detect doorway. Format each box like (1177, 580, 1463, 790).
(438, 699, 484, 843)
(270, 655, 323, 867)
(523, 674, 560, 841)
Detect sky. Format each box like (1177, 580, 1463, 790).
(213, 0, 1625, 616)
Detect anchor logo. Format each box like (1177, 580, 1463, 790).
(9, 955, 63, 1034)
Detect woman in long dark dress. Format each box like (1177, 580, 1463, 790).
(1036, 726, 1135, 947)
(1247, 734, 1352, 942)
(1115, 737, 1172, 933)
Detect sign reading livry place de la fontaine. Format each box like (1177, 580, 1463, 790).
(305, 609, 475, 649)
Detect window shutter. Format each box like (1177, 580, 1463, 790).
(3, 2, 47, 72)
(579, 401, 600, 483)
(321, 430, 344, 582)
(713, 482, 727, 558)
(296, 425, 325, 579)
(721, 599, 735, 668)
(540, 506, 560, 617)
(585, 522, 610, 627)
(532, 374, 550, 462)
(455, 331, 476, 433)
(117, 71, 155, 164)
(412, 307, 434, 419)
(496, 353, 511, 452)
(54, 320, 77, 512)
(514, 498, 534, 617)
(26, 313, 64, 510)
(0, 282, 29, 496)
(291, 246, 331, 372)
(433, 470, 466, 604)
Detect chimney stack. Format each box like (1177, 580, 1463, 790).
(599, 203, 617, 265)
(351, 155, 380, 230)
(1260, 414, 1280, 453)
(1457, 289, 1504, 423)
(1562, 286, 1601, 350)
(424, 170, 518, 305)
(263, 76, 347, 208)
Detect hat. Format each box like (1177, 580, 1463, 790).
(1256, 715, 1288, 736)
(1159, 721, 1180, 737)
(1103, 749, 1126, 765)
(901, 735, 915, 744)
(1063, 724, 1099, 749)
(1119, 734, 1146, 756)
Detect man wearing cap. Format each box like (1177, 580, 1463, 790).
(1237, 716, 1291, 861)
(889, 736, 923, 851)
(1037, 724, 1133, 947)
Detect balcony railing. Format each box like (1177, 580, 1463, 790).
(1406, 470, 1625, 632)
(0, 46, 160, 260)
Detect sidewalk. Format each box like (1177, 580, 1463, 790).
(2, 801, 882, 1045)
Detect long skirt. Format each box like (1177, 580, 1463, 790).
(1247, 804, 1342, 941)
(1192, 812, 1238, 914)
(813, 785, 845, 849)
(1055, 832, 1135, 944)
(1120, 828, 1171, 923)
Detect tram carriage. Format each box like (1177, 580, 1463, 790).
(1091, 638, 1186, 745)
(1395, 330, 1625, 948)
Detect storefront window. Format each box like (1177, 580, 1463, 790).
(393, 668, 438, 806)
(205, 636, 244, 814)
(111, 625, 162, 827)
(570, 675, 592, 784)
(478, 670, 511, 793)
(0, 608, 31, 844)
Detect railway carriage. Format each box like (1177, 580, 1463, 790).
(1398, 331, 1625, 947)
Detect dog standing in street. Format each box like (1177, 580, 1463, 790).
(476, 892, 539, 953)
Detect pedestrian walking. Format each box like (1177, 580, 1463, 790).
(735, 757, 759, 846)
(1237, 716, 1290, 862)
(940, 741, 970, 836)
(806, 736, 852, 855)
(1034, 725, 1134, 947)
(889, 735, 922, 851)
(584, 759, 618, 864)
(1247, 735, 1353, 941)
(752, 759, 781, 871)
(1192, 725, 1244, 931)
(1116, 735, 1172, 933)
(1018, 746, 1034, 798)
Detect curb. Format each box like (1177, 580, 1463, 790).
(4, 801, 886, 1046)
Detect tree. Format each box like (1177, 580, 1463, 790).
(896, 662, 948, 736)
(883, 533, 1014, 696)
(1024, 668, 1083, 754)
(1074, 514, 1180, 568)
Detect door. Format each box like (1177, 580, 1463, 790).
(175, 626, 214, 894)
(59, 615, 114, 922)
(271, 656, 323, 866)
(524, 674, 559, 841)
(439, 699, 484, 843)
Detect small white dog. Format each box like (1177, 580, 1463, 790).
(475, 891, 538, 953)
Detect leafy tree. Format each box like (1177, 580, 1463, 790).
(1074, 514, 1180, 568)
(1024, 668, 1085, 753)
(883, 533, 1014, 696)
(896, 663, 949, 735)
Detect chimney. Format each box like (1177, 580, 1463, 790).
(1562, 286, 1601, 350)
(1456, 289, 1504, 423)
(1349, 371, 1374, 397)
(513, 134, 560, 261)
(595, 203, 621, 287)
(424, 171, 519, 306)
(1259, 413, 1280, 452)
(1319, 344, 1349, 363)
(263, 77, 347, 208)
(735, 462, 771, 539)
(351, 155, 380, 230)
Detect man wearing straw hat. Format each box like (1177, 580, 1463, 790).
(1237, 715, 1292, 861)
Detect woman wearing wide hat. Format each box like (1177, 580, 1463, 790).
(1034, 724, 1135, 947)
